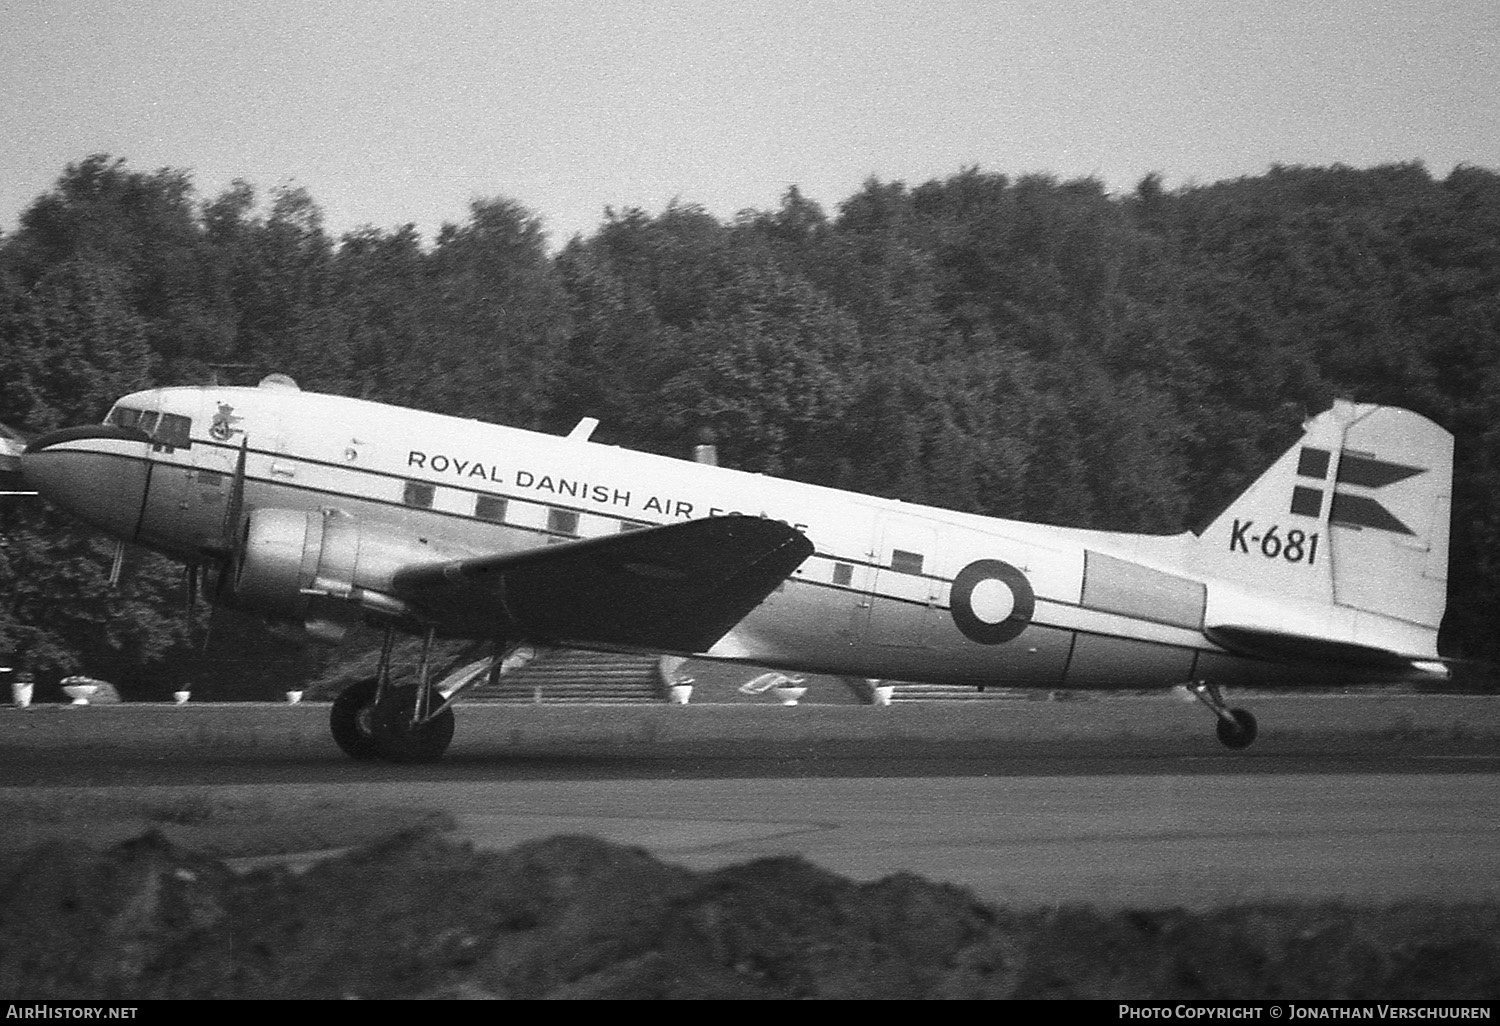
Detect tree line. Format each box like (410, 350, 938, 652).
(3, 154, 1498, 696)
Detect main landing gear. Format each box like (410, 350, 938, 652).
(329, 627, 459, 763)
(1186, 681, 1258, 750)
(330, 676, 455, 762)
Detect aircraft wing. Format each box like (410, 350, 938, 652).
(1203, 625, 1436, 671)
(390, 514, 814, 652)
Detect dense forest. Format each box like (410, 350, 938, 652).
(2, 155, 1498, 697)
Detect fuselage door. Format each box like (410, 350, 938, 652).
(866, 517, 940, 647)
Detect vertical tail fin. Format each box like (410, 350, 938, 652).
(1197, 401, 1452, 632)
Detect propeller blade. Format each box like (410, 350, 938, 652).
(107, 540, 126, 587)
(221, 437, 248, 551)
(184, 563, 216, 654)
(212, 438, 249, 598)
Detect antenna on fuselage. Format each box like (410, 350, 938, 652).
(693, 426, 718, 466)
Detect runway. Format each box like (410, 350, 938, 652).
(244, 770, 1500, 910)
(3, 697, 1499, 910)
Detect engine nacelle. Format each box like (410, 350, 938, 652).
(225, 508, 453, 635)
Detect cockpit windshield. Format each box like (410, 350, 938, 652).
(106, 404, 152, 432)
(106, 404, 192, 448)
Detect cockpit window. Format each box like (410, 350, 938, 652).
(106, 404, 193, 449)
(106, 404, 148, 431)
(156, 413, 191, 448)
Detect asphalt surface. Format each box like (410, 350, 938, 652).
(3, 695, 1499, 909)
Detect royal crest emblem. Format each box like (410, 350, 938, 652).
(210, 403, 244, 441)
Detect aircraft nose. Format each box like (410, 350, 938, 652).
(22, 426, 151, 539)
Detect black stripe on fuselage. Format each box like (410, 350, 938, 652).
(56, 438, 1212, 652)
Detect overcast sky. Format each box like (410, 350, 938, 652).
(3, 0, 1498, 248)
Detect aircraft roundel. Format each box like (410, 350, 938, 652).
(949, 559, 1035, 644)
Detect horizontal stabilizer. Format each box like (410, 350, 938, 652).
(392, 515, 813, 653)
(1204, 624, 1429, 670)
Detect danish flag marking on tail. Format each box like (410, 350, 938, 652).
(1289, 445, 1425, 535)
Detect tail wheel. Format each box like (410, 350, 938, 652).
(1216, 708, 1258, 750)
(330, 677, 382, 760)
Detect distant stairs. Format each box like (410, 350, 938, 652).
(462, 648, 665, 704)
(449, 650, 1041, 705)
(885, 682, 1032, 702)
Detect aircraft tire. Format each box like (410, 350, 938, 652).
(330, 677, 384, 761)
(370, 701, 455, 764)
(1216, 708, 1258, 750)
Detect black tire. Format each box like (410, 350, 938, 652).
(1216, 708, 1258, 750)
(371, 701, 456, 764)
(330, 677, 383, 761)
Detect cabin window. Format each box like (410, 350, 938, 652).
(619, 519, 650, 532)
(548, 508, 579, 537)
(403, 480, 435, 509)
(833, 563, 853, 587)
(890, 549, 924, 575)
(474, 495, 508, 522)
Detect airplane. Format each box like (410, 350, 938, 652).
(20, 374, 1454, 762)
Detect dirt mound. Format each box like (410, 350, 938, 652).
(0, 829, 1018, 999)
(2, 830, 1496, 999)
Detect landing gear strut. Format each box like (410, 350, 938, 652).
(1187, 681, 1258, 750)
(328, 627, 458, 763)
